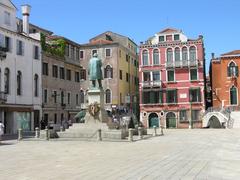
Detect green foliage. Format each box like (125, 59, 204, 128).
(40, 33, 46, 51)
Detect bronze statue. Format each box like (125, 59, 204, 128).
(88, 53, 103, 88)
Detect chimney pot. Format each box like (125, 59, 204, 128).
(21, 4, 31, 35)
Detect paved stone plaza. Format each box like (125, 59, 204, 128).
(1, 129, 240, 180)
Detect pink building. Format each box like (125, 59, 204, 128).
(139, 28, 206, 128)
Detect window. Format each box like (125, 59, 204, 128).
(60, 67, 65, 79)
(66, 69, 71, 81)
(134, 60, 137, 67)
(52, 65, 58, 78)
(142, 50, 148, 65)
(230, 86, 238, 105)
(192, 110, 200, 121)
(142, 91, 163, 104)
(126, 73, 129, 82)
(166, 89, 177, 104)
(61, 91, 64, 105)
(119, 70, 122, 80)
(53, 90, 57, 103)
(80, 50, 84, 59)
(167, 48, 173, 62)
(105, 89, 111, 103)
(92, 49, 97, 56)
(4, 68, 10, 94)
(189, 88, 201, 103)
(182, 47, 188, 61)
(34, 74, 39, 97)
(67, 93, 71, 104)
(175, 47, 180, 61)
(190, 69, 198, 81)
(42, 63, 48, 76)
(80, 69, 86, 80)
(54, 114, 57, 124)
(44, 89, 48, 103)
(153, 49, 160, 65)
(174, 34, 180, 41)
(180, 110, 187, 121)
(76, 94, 79, 105)
(75, 72, 80, 82)
(17, 71, 22, 96)
(76, 48, 79, 60)
(16, 40, 24, 55)
(4, 11, 10, 25)
(106, 48, 111, 57)
(80, 90, 84, 103)
(228, 62, 239, 77)
(65, 44, 69, 57)
(33, 45, 39, 59)
(159, 36, 164, 42)
(104, 65, 113, 78)
(70, 45, 74, 59)
(5, 36, 12, 52)
(189, 46, 196, 61)
(166, 35, 172, 41)
(167, 70, 174, 82)
(143, 72, 150, 82)
(153, 71, 160, 82)
(126, 54, 129, 62)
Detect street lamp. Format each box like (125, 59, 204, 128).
(189, 93, 193, 129)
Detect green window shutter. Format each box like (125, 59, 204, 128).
(236, 66, 239, 77)
(174, 89, 178, 103)
(159, 91, 163, 104)
(150, 92, 154, 103)
(198, 88, 201, 102)
(227, 66, 231, 77)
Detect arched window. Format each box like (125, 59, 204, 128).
(228, 62, 238, 77)
(189, 46, 196, 61)
(4, 68, 10, 94)
(105, 89, 111, 104)
(80, 90, 84, 104)
(17, 71, 22, 95)
(142, 50, 148, 65)
(230, 86, 238, 105)
(167, 48, 173, 62)
(153, 49, 159, 65)
(104, 65, 113, 78)
(182, 47, 188, 61)
(174, 47, 180, 61)
(34, 74, 39, 97)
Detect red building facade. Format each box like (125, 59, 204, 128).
(139, 28, 205, 128)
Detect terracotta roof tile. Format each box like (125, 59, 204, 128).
(221, 50, 240, 56)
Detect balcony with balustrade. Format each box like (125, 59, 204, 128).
(142, 80, 162, 88)
(166, 59, 200, 68)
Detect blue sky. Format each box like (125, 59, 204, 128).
(12, 0, 240, 73)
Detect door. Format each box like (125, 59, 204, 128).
(148, 113, 159, 128)
(166, 112, 176, 128)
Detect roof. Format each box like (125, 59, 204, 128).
(157, 28, 181, 34)
(221, 50, 240, 56)
(86, 39, 114, 45)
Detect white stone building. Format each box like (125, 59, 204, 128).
(0, 0, 42, 134)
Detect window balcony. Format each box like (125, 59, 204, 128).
(166, 59, 200, 68)
(142, 80, 162, 87)
(0, 91, 7, 103)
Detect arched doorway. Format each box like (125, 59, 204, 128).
(148, 113, 159, 128)
(208, 115, 222, 128)
(166, 112, 176, 128)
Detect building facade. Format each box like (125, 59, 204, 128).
(79, 31, 139, 115)
(0, 1, 42, 134)
(139, 28, 205, 128)
(211, 50, 240, 109)
(41, 36, 82, 128)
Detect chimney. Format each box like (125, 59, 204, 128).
(21, 4, 31, 35)
(211, 53, 215, 59)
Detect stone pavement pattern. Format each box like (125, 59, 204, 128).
(1, 129, 240, 180)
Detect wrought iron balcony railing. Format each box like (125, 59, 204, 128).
(166, 59, 200, 68)
(142, 80, 162, 87)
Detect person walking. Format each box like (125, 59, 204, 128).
(0, 121, 4, 143)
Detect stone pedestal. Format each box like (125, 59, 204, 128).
(84, 88, 108, 124)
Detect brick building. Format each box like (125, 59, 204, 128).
(139, 28, 206, 128)
(210, 50, 240, 108)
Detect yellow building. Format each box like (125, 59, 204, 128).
(79, 31, 138, 115)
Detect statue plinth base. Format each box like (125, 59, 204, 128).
(85, 88, 108, 124)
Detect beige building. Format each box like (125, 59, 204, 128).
(79, 31, 139, 115)
(41, 36, 82, 128)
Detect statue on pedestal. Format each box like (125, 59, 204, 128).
(88, 53, 103, 88)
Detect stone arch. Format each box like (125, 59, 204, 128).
(207, 115, 222, 128)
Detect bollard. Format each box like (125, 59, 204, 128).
(18, 128, 23, 141)
(138, 127, 143, 139)
(45, 128, 49, 140)
(153, 126, 157, 136)
(60, 126, 64, 132)
(128, 128, 134, 142)
(160, 125, 164, 136)
(35, 127, 40, 138)
(97, 129, 102, 141)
